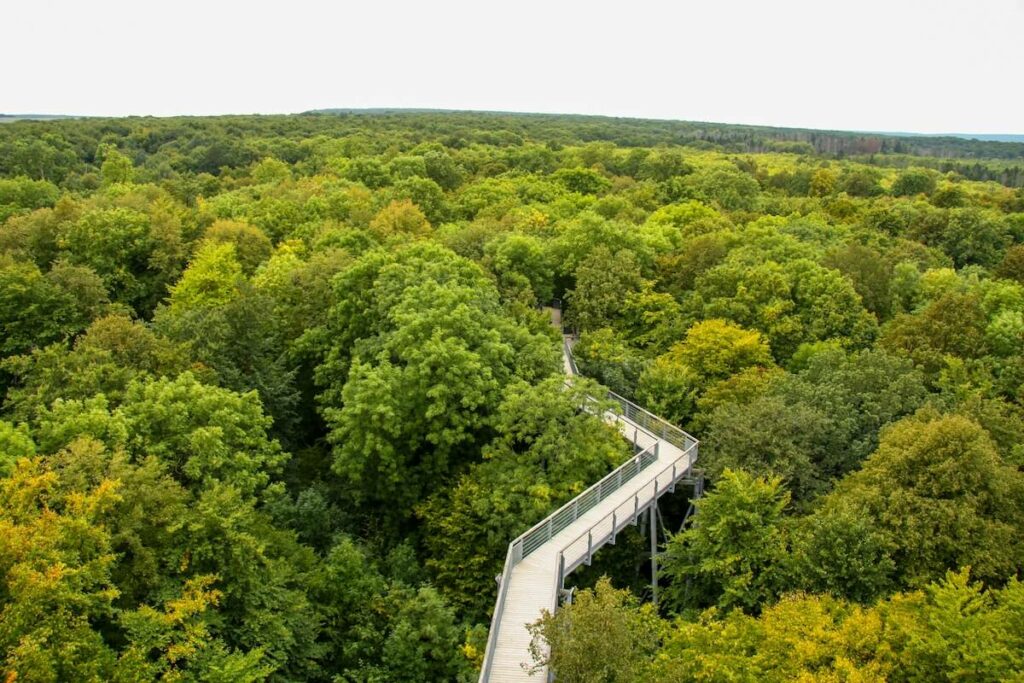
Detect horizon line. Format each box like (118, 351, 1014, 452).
(1, 108, 1022, 142)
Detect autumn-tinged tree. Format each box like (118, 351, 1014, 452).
(368, 198, 431, 240)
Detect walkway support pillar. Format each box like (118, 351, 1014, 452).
(650, 502, 658, 607)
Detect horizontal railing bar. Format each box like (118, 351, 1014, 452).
(555, 441, 698, 581)
(480, 542, 517, 681)
(514, 441, 658, 555)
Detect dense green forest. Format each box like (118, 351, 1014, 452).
(1, 111, 1023, 681)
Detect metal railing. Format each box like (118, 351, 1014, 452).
(515, 441, 659, 561)
(478, 328, 699, 682)
(562, 333, 694, 455)
(604, 389, 697, 454)
(480, 435, 661, 681)
(562, 336, 579, 376)
(556, 439, 698, 580)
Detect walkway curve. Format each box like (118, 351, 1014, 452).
(479, 335, 699, 682)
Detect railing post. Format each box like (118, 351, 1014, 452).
(546, 518, 552, 543)
(573, 498, 579, 522)
(634, 493, 639, 522)
(611, 511, 617, 544)
(586, 530, 592, 565)
(670, 463, 676, 492)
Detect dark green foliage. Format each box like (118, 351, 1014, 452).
(419, 377, 630, 619)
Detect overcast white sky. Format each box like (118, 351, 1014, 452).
(4, 0, 1023, 133)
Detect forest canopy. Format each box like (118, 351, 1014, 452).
(1, 110, 1023, 681)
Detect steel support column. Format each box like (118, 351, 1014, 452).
(650, 501, 659, 607)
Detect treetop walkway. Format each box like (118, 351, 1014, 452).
(479, 322, 700, 681)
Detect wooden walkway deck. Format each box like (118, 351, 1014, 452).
(481, 333, 698, 681)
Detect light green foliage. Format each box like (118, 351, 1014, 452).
(647, 198, 729, 236)
(1, 314, 191, 426)
(344, 156, 391, 189)
(483, 232, 554, 303)
(155, 242, 300, 437)
(162, 241, 243, 313)
(368, 197, 432, 240)
(250, 157, 291, 184)
(0, 456, 125, 681)
(652, 593, 890, 682)
(662, 470, 790, 613)
(389, 175, 449, 225)
(0, 420, 34, 476)
(938, 207, 1013, 267)
(100, 148, 135, 186)
(527, 577, 663, 683)
(36, 373, 287, 498)
(810, 167, 838, 196)
(880, 570, 1024, 681)
(201, 219, 272, 273)
(667, 319, 773, 386)
(572, 327, 647, 396)
(252, 241, 352, 343)
(550, 211, 653, 278)
(676, 165, 762, 211)
(0, 177, 60, 221)
(55, 206, 176, 311)
(694, 257, 878, 360)
(649, 571, 1024, 682)
(637, 319, 772, 426)
(891, 168, 937, 197)
(618, 284, 686, 352)
(118, 373, 288, 497)
(115, 577, 273, 682)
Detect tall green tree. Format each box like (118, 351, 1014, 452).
(662, 470, 791, 614)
